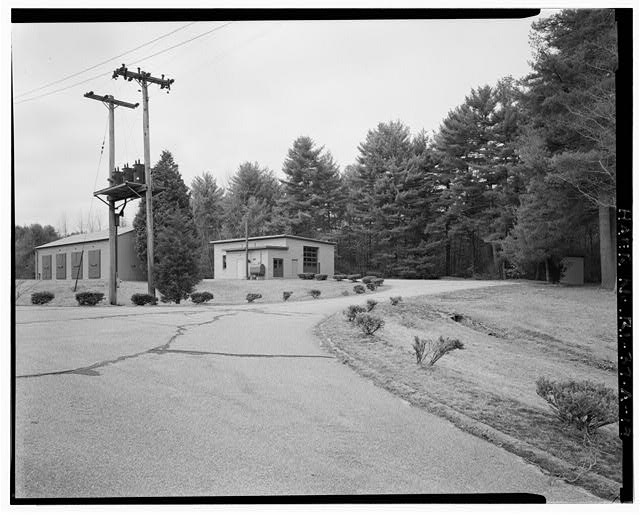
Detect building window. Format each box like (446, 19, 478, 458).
(303, 246, 318, 274)
(222, 255, 227, 269)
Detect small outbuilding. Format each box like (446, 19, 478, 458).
(34, 226, 145, 282)
(210, 234, 336, 279)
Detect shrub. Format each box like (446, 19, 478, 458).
(353, 284, 366, 294)
(309, 289, 321, 299)
(344, 304, 366, 322)
(191, 291, 214, 304)
(413, 335, 465, 366)
(76, 292, 105, 306)
(366, 299, 378, 312)
(347, 274, 361, 282)
(131, 293, 157, 305)
(334, 274, 347, 281)
(355, 313, 385, 335)
(390, 296, 402, 306)
(361, 275, 377, 284)
(283, 291, 293, 301)
(315, 274, 328, 281)
(341, 290, 350, 296)
(246, 293, 262, 303)
(535, 377, 618, 434)
(373, 278, 384, 286)
(366, 282, 377, 291)
(298, 273, 315, 280)
(31, 291, 54, 305)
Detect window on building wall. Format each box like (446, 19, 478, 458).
(303, 246, 319, 274)
(222, 255, 227, 269)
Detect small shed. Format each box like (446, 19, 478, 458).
(210, 234, 336, 279)
(561, 256, 585, 286)
(34, 227, 145, 282)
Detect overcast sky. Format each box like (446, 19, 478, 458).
(12, 13, 550, 231)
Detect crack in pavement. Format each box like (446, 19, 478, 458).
(15, 309, 219, 325)
(158, 349, 334, 359)
(16, 312, 237, 379)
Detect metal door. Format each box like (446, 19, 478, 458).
(56, 253, 67, 279)
(71, 251, 83, 280)
(42, 255, 52, 280)
(273, 258, 283, 278)
(88, 250, 101, 279)
(291, 259, 298, 276)
(237, 258, 245, 279)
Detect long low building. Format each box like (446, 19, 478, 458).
(34, 226, 146, 282)
(210, 234, 336, 279)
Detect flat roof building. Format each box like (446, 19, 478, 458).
(210, 234, 336, 279)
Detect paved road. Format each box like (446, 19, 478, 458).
(14, 280, 600, 501)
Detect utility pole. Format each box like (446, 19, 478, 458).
(84, 92, 138, 305)
(113, 65, 174, 300)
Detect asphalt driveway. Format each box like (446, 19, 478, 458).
(13, 280, 600, 500)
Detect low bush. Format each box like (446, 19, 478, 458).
(355, 313, 385, 335)
(366, 282, 377, 291)
(246, 293, 262, 303)
(413, 335, 465, 366)
(315, 274, 328, 281)
(31, 291, 54, 305)
(535, 377, 618, 434)
(298, 273, 315, 280)
(361, 275, 377, 284)
(283, 291, 293, 301)
(390, 296, 402, 306)
(366, 299, 378, 311)
(344, 304, 366, 322)
(353, 284, 366, 294)
(341, 290, 350, 296)
(131, 293, 157, 306)
(347, 274, 361, 282)
(76, 291, 105, 306)
(191, 291, 214, 304)
(334, 274, 347, 281)
(373, 278, 384, 286)
(309, 289, 321, 299)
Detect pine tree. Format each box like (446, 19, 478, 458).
(191, 172, 224, 278)
(522, 8, 617, 288)
(133, 150, 201, 298)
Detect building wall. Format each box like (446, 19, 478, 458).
(35, 232, 145, 282)
(212, 236, 335, 279)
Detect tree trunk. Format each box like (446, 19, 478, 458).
(599, 205, 616, 290)
(545, 258, 550, 283)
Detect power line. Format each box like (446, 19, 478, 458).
(14, 21, 234, 105)
(15, 22, 197, 99)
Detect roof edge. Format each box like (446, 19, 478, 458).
(210, 234, 337, 246)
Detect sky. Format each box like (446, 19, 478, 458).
(11, 11, 550, 232)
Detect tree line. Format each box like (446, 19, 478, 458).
(16, 10, 617, 291)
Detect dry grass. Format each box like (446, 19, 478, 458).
(15, 277, 361, 307)
(318, 282, 620, 500)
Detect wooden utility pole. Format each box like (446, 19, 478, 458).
(113, 65, 174, 299)
(84, 92, 138, 305)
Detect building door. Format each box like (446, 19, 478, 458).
(291, 258, 298, 276)
(42, 255, 52, 280)
(303, 246, 319, 274)
(88, 250, 101, 279)
(71, 251, 83, 280)
(237, 258, 245, 279)
(273, 258, 283, 278)
(56, 253, 67, 279)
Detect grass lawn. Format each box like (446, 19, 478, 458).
(15, 277, 363, 307)
(317, 282, 620, 500)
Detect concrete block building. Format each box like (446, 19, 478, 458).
(211, 234, 336, 279)
(34, 226, 146, 282)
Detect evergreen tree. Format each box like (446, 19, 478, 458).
(521, 8, 617, 288)
(191, 172, 224, 278)
(280, 136, 343, 238)
(133, 150, 200, 298)
(221, 162, 282, 238)
(154, 209, 200, 303)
